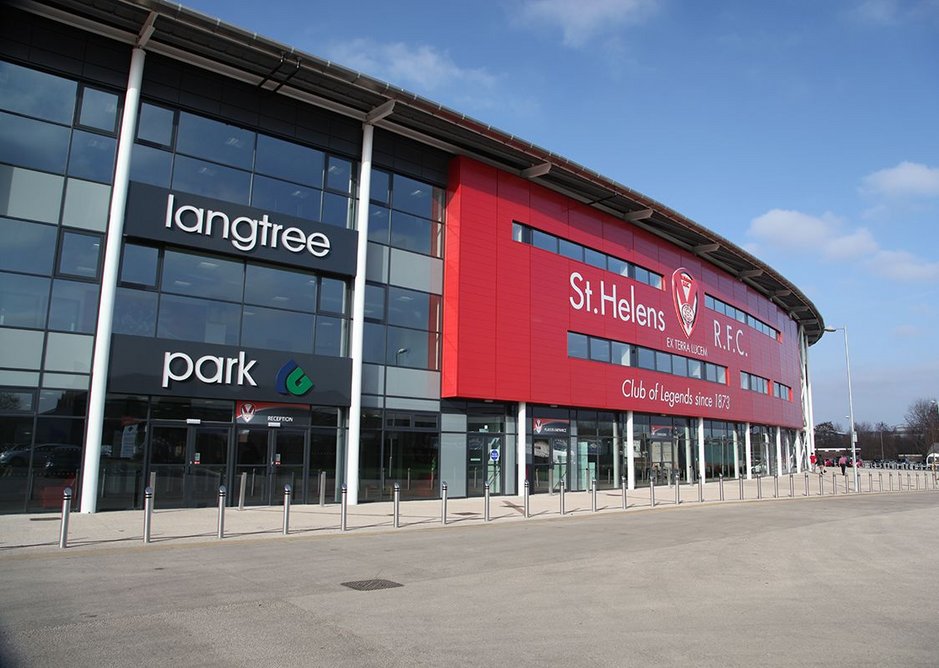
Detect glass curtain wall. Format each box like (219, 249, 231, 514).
(359, 410, 440, 502)
(704, 420, 741, 480)
(750, 424, 775, 476)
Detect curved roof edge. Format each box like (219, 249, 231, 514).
(14, 0, 825, 343)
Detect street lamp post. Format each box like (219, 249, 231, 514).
(825, 326, 858, 493)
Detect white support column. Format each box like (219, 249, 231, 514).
(745, 423, 753, 480)
(697, 417, 706, 483)
(775, 427, 783, 476)
(612, 418, 621, 485)
(81, 47, 146, 513)
(345, 122, 376, 505)
(732, 427, 740, 479)
(626, 411, 635, 490)
(801, 327, 817, 462)
(517, 402, 527, 496)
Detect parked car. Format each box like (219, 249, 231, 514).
(0, 444, 81, 477)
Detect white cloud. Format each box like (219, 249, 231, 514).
(748, 209, 873, 259)
(748, 208, 936, 282)
(323, 39, 498, 96)
(851, 0, 939, 25)
(871, 249, 939, 281)
(518, 0, 661, 47)
(861, 161, 939, 198)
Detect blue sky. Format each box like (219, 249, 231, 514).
(182, 0, 939, 429)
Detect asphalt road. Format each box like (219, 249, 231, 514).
(1, 492, 937, 667)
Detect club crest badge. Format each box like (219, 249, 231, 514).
(672, 268, 699, 337)
(239, 402, 256, 423)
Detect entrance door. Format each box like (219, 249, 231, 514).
(467, 433, 503, 496)
(149, 424, 230, 508)
(234, 427, 306, 505)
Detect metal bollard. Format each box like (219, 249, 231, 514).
(907, 473, 911, 490)
(393, 482, 401, 528)
(560, 480, 566, 516)
(340, 484, 348, 532)
(442, 481, 449, 524)
(622, 476, 628, 510)
(59, 487, 72, 549)
(868, 472, 872, 493)
(238, 472, 247, 511)
(143, 486, 153, 544)
(719, 474, 724, 501)
(675, 478, 680, 505)
(818, 472, 823, 496)
(484, 482, 490, 522)
(804, 471, 809, 496)
(843, 474, 849, 494)
(698, 477, 703, 503)
(149, 471, 157, 506)
(739, 475, 744, 500)
(591, 479, 597, 512)
(757, 475, 762, 500)
(650, 480, 656, 508)
(789, 473, 794, 497)
(773, 475, 778, 499)
(889, 474, 893, 492)
(523, 480, 530, 519)
(319, 470, 327, 507)
(831, 473, 836, 495)
(916, 474, 920, 491)
(283, 484, 292, 535)
(879, 472, 883, 492)
(217, 485, 226, 539)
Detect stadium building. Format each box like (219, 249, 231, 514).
(0, 0, 824, 513)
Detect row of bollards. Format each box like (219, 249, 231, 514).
(55, 469, 939, 547)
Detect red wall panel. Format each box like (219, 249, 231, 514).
(444, 157, 804, 428)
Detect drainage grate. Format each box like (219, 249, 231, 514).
(29, 517, 59, 521)
(340, 579, 403, 592)
(453, 512, 477, 516)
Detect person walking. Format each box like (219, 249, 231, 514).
(810, 452, 818, 472)
(838, 454, 848, 475)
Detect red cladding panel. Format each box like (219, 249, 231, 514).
(442, 157, 804, 428)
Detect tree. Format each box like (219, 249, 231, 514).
(813, 421, 846, 450)
(903, 398, 939, 454)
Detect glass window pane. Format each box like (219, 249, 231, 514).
(584, 248, 606, 269)
(611, 341, 630, 365)
(655, 351, 672, 374)
(241, 306, 314, 354)
(568, 332, 588, 359)
(649, 273, 663, 289)
(251, 175, 323, 222)
(176, 112, 254, 169)
(589, 337, 610, 362)
(637, 347, 655, 370)
(0, 111, 70, 173)
(688, 359, 703, 379)
(255, 134, 324, 188)
(364, 284, 385, 320)
(608, 257, 628, 276)
(635, 266, 650, 285)
(48, 279, 99, 333)
(706, 364, 719, 383)
(363, 322, 385, 363)
(113, 287, 157, 336)
(129, 144, 172, 188)
(0, 272, 49, 328)
(157, 294, 240, 345)
(68, 130, 116, 183)
(0, 61, 77, 124)
(318, 277, 346, 314)
(0, 391, 34, 412)
(512, 222, 529, 244)
(58, 231, 101, 279)
(120, 244, 159, 287)
(0, 166, 64, 224)
(558, 239, 583, 262)
(137, 103, 174, 147)
(532, 230, 557, 253)
(0, 218, 56, 275)
(387, 287, 434, 330)
(161, 250, 244, 302)
(79, 88, 119, 133)
(244, 264, 316, 312)
(171, 155, 250, 204)
(392, 174, 432, 218)
(322, 192, 351, 228)
(368, 205, 390, 244)
(370, 169, 390, 205)
(385, 326, 436, 370)
(672, 356, 688, 377)
(326, 156, 353, 194)
(314, 315, 343, 357)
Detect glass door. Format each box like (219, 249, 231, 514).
(235, 427, 306, 505)
(148, 424, 230, 508)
